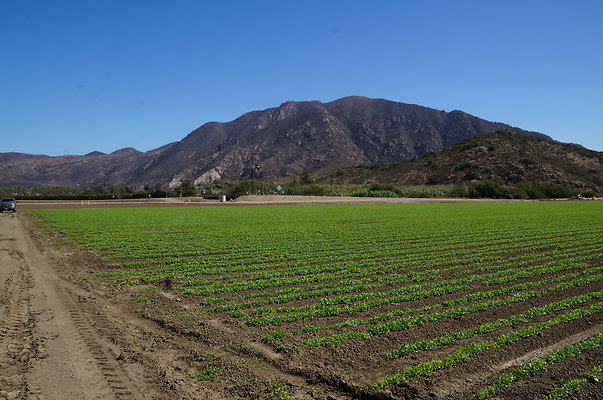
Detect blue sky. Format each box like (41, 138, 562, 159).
(1, 0, 602, 156)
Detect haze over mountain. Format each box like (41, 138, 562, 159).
(1, 96, 553, 188)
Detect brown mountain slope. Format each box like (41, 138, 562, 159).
(0, 149, 151, 187)
(136, 96, 546, 187)
(313, 131, 603, 193)
(1, 96, 548, 188)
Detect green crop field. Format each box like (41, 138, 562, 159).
(30, 201, 603, 399)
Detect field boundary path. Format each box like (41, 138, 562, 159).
(0, 213, 155, 400)
(17, 195, 544, 211)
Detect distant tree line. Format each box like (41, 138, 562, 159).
(0, 181, 196, 200)
(0, 179, 597, 200)
(196, 179, 599, 199)
(466, 180, 598, 199)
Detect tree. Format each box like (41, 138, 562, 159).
(468, 180, 502, 198)
(177, 179, 196, 197)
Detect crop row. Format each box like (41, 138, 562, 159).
(369, 302, 603, 389)
(298, 273, 603, 347)
(543, 364, 603, 400)
(96, 231, 600, 287)
(284, 268, 602, 337)
(382, 289, 603, 360)
(470, 333, 603, 399)
(248, 263, 602, 329)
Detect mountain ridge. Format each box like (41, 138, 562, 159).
(0, 96, 556, 188)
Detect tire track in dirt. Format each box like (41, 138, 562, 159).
(0, 214, 149, 400)
(0, 297, 33, 400)
(0, 227, 35, 400)
(54, 287, 141, 399)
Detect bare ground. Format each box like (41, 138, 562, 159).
(16, 195, 540, 211)
(0, 212, 162, 399)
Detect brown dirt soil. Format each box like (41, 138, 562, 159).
(2, 199, 602, 400)
(16, 195, 539, 211)
(0, 212, 164, 400)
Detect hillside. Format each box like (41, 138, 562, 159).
(129, 97, 546, 187)
(313, 131, 603, 193)
(1, 96, 548, 188)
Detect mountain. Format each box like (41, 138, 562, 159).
(1, 96, 551, 188)
(84, 151, 106, 157)
(0, 148, 149, 187)
(313, 131, 603, 193)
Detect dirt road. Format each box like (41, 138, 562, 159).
(0, 213, 160, 400)
(16, 195, 537, 211)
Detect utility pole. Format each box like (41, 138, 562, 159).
(251, 155, 255, 193)
(250, 154, 262, 194)
(254, 161, 262, 194)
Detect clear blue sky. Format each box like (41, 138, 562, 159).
(2, 0, 602, 156)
